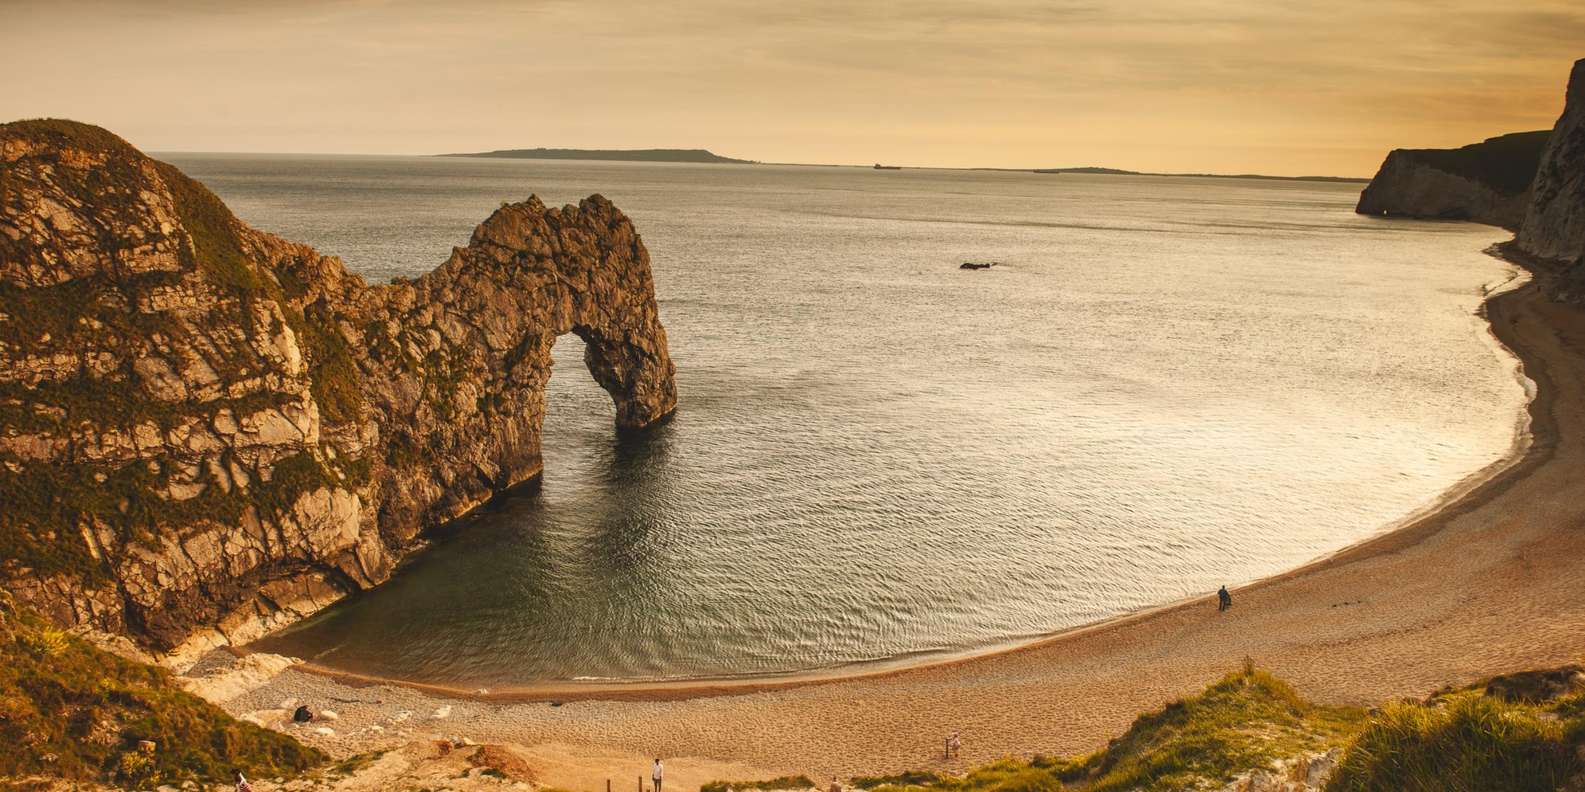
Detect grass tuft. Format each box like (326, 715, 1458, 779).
(1326, 690, 1584, 792)
(701, 775, 817, 792)
(850, 666, 1364, 792)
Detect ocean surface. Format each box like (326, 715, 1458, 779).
(163, 154, 1530, 687)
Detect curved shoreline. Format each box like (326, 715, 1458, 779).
(221, 242, 1585, 778)
(277, 242, 1552, 699)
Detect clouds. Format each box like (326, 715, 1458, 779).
(0, 0, 1577, 175)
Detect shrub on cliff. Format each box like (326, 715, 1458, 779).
(0, 595, 322, 786)
(1049, 666, 1362, 791)
(851, 666, 1363, 792)
(1326, 687, 1585, 792)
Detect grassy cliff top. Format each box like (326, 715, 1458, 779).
(0, 598, 323, 787)
(713, 663, 1585, 792)
(0, 118, 145, 157)
(1396, 130, 1553, 195)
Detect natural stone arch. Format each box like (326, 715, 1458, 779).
(364, 195, 677, 537)
(0, 119, 678, 649)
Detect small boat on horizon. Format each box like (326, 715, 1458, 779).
(874, 163, 902, 170)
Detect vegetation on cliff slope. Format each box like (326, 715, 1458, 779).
(800, 663, 1585, 792)
(1328, 674, 1585, 792)
(0, 595, 322, 787)
(1394, 130, 1553, 195)
(0, 119, 370, 591)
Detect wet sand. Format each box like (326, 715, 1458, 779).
(225, 248, 1585, 784)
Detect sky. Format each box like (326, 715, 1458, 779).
(2, 0, 1582, 176)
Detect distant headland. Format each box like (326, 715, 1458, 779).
(440, 147, 755, 164)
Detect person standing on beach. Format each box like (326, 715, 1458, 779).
(653, 758, 664, 792)
(1218, 585, 1232, 612)
(948, 731, 962, 759)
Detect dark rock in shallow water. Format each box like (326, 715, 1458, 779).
(1355, 130, 1550, 230)
(0, 119, 677, 654)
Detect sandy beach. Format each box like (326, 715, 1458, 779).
(216, 247, 1585, 786)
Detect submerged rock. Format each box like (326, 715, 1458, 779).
(0, 120, 677, 653)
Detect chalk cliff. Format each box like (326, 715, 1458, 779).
(0, 120, 676, 656)
(1520, 59, 1585, 270)
(1355, 130, 1551, 230)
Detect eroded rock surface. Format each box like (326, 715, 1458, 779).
(1520, 59, 1585, 271)
(0, 120, 675, 655)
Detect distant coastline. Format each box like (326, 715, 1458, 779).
(758, 161, 1371, 182)
(432, 145, 1366, 180)
(1030, 166, 1370, 183)
(158, 147, 1370, 182)
(439, 147, 755, 164)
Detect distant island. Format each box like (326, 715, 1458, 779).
(440, 147, 755, 164)
(437, 149, 1365, 180)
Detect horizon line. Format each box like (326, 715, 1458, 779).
(148, 147, 1374, 182)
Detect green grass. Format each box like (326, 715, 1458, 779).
(848, 665, 1585, 792)
(851, 771, 945, 789)
(294, 304, 365, 424)
(150, 156, 368, 426)
(1326, 689, 1584, 792)
(0, 118, 142, 155)
(0, 444, 357, 604)
(1055, 666, 1364, 791)
(701, 775, 817, 792)
(852, 666, 1366, 792)
(327, 751, 385, 778)
(859, 760, 1064, 792)
(0, 596, 322, 786)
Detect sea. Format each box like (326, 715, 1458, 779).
(160, 153, 1530, 687)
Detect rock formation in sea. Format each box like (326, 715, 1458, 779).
(1355, 130, 1551, 230)
(0, 120, 676, 657)
(1519, 58, 1585, 270)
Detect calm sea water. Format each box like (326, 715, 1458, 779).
(163, 154, 1528, 687)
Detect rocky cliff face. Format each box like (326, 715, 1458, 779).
(0, 120, 675, 657)
(1356, 130, 1551, 230)
(1520, 59, 1585, 271)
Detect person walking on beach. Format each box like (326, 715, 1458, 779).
(1218, 585, 1232, 612)
(652, 758, 664, 792)
(947, 731, 962, 759)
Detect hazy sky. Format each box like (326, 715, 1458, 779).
(3, 0, 1581, 175)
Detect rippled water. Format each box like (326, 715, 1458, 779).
(163, 154, 1529, 686)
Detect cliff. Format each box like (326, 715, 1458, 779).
(0, 120, 676, 656)
(1355, 130, 1551, 229)
(1520, 59, 1585, 273)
